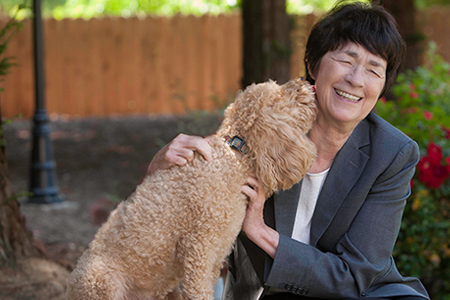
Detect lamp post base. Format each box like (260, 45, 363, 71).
(28, 108, 62, 204)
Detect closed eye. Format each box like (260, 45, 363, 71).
(369, 69, 383, 78)
(337, 60, 353, 69)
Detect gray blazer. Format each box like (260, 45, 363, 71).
(223, 113, 430, 300)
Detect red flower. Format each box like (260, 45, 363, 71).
(405, 107, 418, 114)
(427, 142, 443, 165)
(417, 152, 450, 189)
(409, 83, 416, 91)
(442, 125, 450, 140)
(423, 110, 433, 120)
(410, 92, 419, 99)
(418, 156, 433, 177)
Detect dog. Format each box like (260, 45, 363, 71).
(67, 78, 317, 300)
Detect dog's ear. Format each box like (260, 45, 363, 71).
(249, 118, 316, 197)
(246, 79, 317, 196)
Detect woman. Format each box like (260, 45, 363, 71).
(148, 2, 430, 299)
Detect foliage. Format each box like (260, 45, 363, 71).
(1, 0, 369, 19)
(50, 0, 240, 19)
(2, 0, 450, 19)
(416, 0, 450, 9)
(287, 0, 369, 14)
(0, 4, 26, 92)
(376, 41, 450, 299)
(0, 0, 31, 19)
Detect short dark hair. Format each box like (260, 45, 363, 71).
(304, 1, 406, 98)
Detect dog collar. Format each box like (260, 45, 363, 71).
(223, 135, 249, 154)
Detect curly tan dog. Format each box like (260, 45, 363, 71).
(67, 78, 317, 300)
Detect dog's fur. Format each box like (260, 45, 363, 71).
(67, 78, 317, 300)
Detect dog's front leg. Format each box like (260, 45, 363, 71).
(165, 286, 182, 300)
(178, 239, 219, 300)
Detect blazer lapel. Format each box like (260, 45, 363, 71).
(273, 182, 302, 237)
(309, 119, 371, 247)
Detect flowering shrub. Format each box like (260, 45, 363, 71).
(376, 42, 450, 299)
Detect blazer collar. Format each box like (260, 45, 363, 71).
(274, 117, 371, 245)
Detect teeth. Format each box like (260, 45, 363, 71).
(335, 89, 361, 102)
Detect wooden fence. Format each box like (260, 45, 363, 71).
(0, 14, 249, 118)
(0, 9, 449, 118)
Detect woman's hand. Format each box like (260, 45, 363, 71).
(241, 177, 279, 258)
(147, 134, 213, 176)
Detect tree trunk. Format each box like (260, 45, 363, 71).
(0, 106, 41, 267)
(377, 0, 422, 70)
(0, 109, 70, 299)
(242, 0, 291, 88)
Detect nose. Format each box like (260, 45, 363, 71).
(345, 65, 364, 87)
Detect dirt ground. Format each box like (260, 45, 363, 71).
(4, 112, 223, 298)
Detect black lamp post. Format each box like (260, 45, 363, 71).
(28, 0, 62, 204)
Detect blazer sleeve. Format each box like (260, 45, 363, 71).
(264, 140, 420, 299)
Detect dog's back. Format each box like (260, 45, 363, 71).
(67, 136, 250, 300)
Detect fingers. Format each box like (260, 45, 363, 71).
(245, 176, 260, 190)
(169, 134, 212, 163)
(176, 134, 213, 162)
(242, 176, 263, 195)
(241, 176, 265, 206)
(241, 185, 258, 199)
(164, 144, 194, 165)
(147, 134, 212, 176)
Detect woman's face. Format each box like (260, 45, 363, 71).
(312, 42, 387, 130)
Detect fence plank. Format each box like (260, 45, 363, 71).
(141, 16, 159, 114)
(14, 21, 34, 118)
(200, 15, 213, 111)
(157, 16, 171, 114)
(86, 18, 104, 116)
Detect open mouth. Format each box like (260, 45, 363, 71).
(335, 89, 362, 102)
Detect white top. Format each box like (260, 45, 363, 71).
(291, 168, 330, 245)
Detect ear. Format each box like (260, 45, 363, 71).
(246, 79, 317, 196)
(249, 119, 316, 197)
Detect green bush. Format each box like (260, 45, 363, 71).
(376, 42, 450, 300)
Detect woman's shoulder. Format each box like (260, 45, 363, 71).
(362, 113, 419, 165)
(366, 112, 415, 145)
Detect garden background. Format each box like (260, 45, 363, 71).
(1, 0, 450, 299)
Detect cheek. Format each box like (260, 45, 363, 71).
(367, 78, 386, 100)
